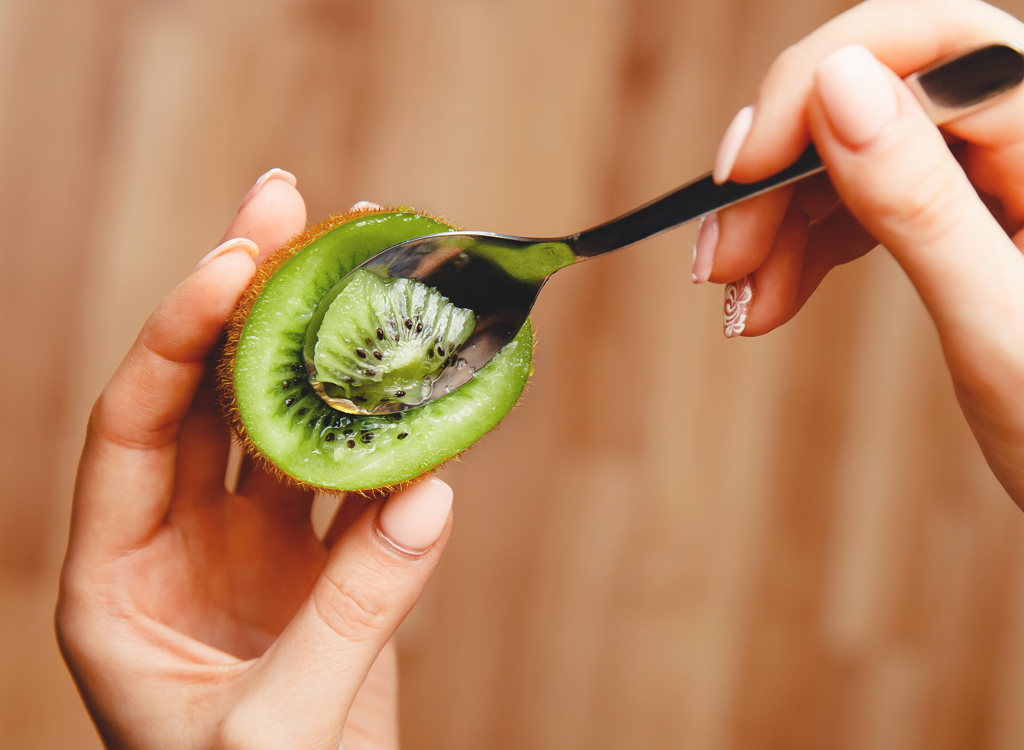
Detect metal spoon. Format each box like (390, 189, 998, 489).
(307, 43, 1024, 416)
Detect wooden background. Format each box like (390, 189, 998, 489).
(4, 0, 1024, 747)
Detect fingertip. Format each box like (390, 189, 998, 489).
(237, 168, 297, 214)
(377, 476, 453, 556)
(226, 171, 308, 264)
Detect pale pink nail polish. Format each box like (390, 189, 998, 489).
(349, 200, 383, 212)
(377, 476, 453, 555)
(713, 106, 754, 184)
(194, 237, 260, 271)
(724, 276, 753, 338)
(237, 168, 297, 213)
(816, 44, 898, 147)
(691, 212, 719, 283)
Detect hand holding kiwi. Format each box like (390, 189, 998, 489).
(57, 172, 466, 749)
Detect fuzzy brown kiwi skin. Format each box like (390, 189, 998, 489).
(215, 206, 529, 497)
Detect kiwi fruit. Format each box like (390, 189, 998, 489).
(218, 206, 533, 492)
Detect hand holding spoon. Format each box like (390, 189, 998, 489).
(306, 43, 1024, 416)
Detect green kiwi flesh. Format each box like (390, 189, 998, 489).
(312, 270, 476, 411)
(230, 211, 532, 491)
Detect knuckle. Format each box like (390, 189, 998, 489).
(312, 565, 393, 641)
(873, 153, 967, 243)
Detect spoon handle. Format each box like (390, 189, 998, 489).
(571, 43, 1024, 260)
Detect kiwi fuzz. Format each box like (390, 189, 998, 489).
(217, 206, 533, 493)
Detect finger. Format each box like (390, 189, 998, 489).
(349, 200, 383, 212)
(222, 477, 453, 750)
(715, 0, 1024, 185)
(699, 172, 839, 284)
(72, 241, 260, 553)
(740, 202, 877, 336)
(737, 206, 809, 336)
(695, 185, 794, 284)
(73, 173, 309, 553)
(229, 168, 307, 264)
(186, 171, 308, 495)
(810, 44, 1024, 473)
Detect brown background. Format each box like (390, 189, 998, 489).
(4, 0, 1024, 747)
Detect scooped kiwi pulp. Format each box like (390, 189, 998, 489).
(310, 270, 476, 412)
(218, 208, 532, 492)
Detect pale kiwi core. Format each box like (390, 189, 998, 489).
(311, 270, 476, 412)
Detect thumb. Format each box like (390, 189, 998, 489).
(222, 477, 454, 750)
(809, 44, 1024, 354)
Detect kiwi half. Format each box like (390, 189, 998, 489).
(218, 207, 533, 492)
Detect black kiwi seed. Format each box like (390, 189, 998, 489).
(291, 363, 302, 371)
(361, 432, 374, 443)
(325, 433, 336, 442)
(298, 408, 307, 416)
(435, 336, 441, 344)
(398, 431, 409, 440)
(394, 390, 405, 397)
(364, 337, 372, 346)
(284, 398, 295, 406)
(389, 319, 396, 329)
(404, 318, 413, 329)
(344, 429, 354, 436)
(436, 346, 445, 357)
(282, 380, 291, 389)
(356, 348, 367, 358)
(373, 350, 383, 360)
(344, 376, 354, 383)
(347, 440, 356, 448)
(366, 368, 376, 377)
(416, 322, 423, 333)
(394, 334, 400, 342)
(376, 328, 384, 341)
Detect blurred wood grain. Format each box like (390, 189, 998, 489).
(4, 0, 1024, 747)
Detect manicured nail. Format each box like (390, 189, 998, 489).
(377, 476, 453, 555)
(691, 212, 719, 283)
(237, 168, 297, 213)
(349, 200, 382, 212)
(195, 237, 260, 271)
(713, 105, 754, 184)
(724, 276, 753, 338)
(816, 44, 898, 147)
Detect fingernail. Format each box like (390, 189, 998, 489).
(195, 237, 260, 271)
(237, 168, 297, 213)
(349, 200, 382, 212)
(816, 44, 898, 147)
(713, 105, 754, 184)
(377, 476, 453, 555)
(724, 276, 753, 338)
(692, 212, 719, 283)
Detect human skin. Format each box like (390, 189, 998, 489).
(694, 0, 1024, 508)
(56, 172, 454, 750)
